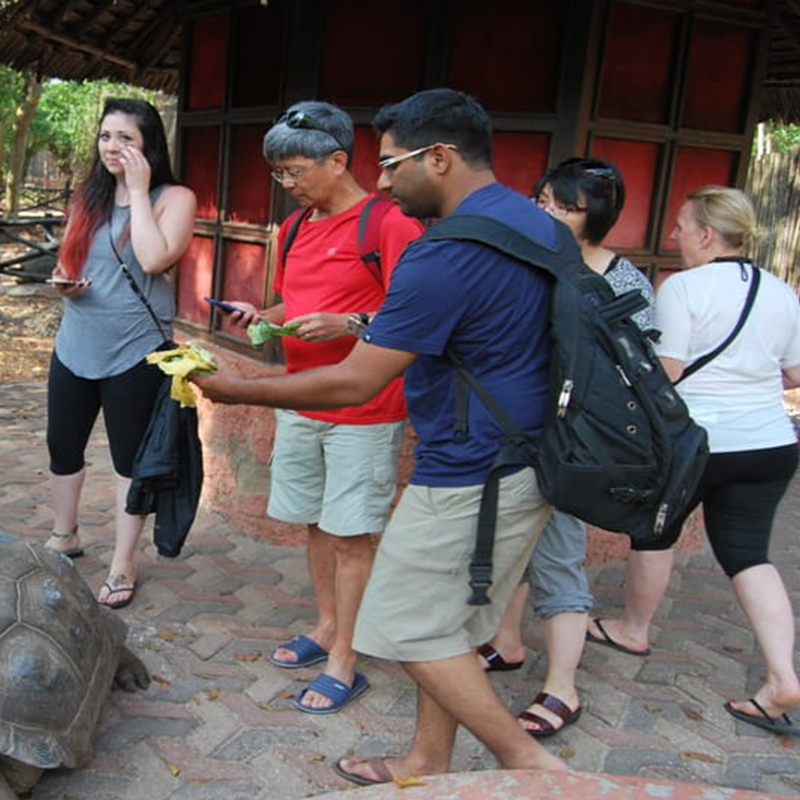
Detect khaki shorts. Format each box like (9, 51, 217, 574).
(267, 409, 405, 536)
(353, 467, 552, 662)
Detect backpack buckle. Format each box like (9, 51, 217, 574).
(467, 566, 493, 606)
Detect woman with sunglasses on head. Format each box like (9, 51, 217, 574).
(588, 186, 800, 736)
(479, 157, 656, 738)
(45, 98, 196, 610)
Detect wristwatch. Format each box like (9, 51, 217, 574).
(347, 312, 371, 336)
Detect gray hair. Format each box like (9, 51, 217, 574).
(263, 101, 354, 165)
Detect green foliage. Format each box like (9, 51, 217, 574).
(754, 121, 800, 155)
(0, 65, 24, 143)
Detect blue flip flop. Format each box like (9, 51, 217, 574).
(293, 671, 370, 715)
(269, 635, 329, 669)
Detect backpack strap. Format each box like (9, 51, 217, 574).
(279, 207, 313, 268)
(420, 214, 580, 279)
(357, 195, 394, 286)
(676, 264, 760, 385)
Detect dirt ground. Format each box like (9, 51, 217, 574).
(0, 276, 61, 384)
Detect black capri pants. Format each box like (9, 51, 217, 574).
(633, 443, 799, 577)
(47, 351, 166, 478)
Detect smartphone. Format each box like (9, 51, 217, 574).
(204, 296, 238, 313)
(46, 277, 87, 287)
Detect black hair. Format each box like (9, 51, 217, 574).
(534, 157, 625, 244)
(373, 88, 492, 168)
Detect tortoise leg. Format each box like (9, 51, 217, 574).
(0, 756, 43, 798)
(114, 645, 151, 692)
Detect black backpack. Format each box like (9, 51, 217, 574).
(420, 214, 709, 606)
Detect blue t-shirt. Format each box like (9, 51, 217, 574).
(364, 182, 555, 486)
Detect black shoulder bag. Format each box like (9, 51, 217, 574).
(675, 260, 760, 385)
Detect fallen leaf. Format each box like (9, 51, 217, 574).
(206, 688, 220, 701)
(218, 589, 233, 596)
(683, 708, 703, 721)
(167, 762, 182, 777)
(233, 651, 262, 662)
(276, 690, 294, 699)
(722, 645, 744, 653)
(680, 750, 721, 764)
(144, 603, 157, 611)
(559, 744, 576, 759)
(394, 776, 425, 788)
(644, 703, 662, 713)
(157, 629, 176, 642)
(781, 737, 797, 750)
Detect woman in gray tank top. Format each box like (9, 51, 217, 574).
(46, 98, 196, 610)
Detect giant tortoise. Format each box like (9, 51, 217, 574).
(0, 530, 149, 798)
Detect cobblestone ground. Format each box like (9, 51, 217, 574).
(1, 380, 799, 799)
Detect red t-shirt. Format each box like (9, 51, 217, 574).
(274, 195, 423, 424)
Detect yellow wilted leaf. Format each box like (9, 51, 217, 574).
(559, 744, 576, 759)
(394, 776, 425, 788)
(206, 688, 220, 701)
(157, 629, 175, 642)
(167, 762, 182, 777)
(680, 751, 722, 764)
(644, 703, 662, 712)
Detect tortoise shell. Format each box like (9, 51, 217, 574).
(0, 531, 124, 769)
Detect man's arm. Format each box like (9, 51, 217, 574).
(193, 340, 416, 408)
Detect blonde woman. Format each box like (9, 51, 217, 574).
(588, 186, 800, 736)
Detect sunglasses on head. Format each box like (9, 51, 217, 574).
(274, 109, 346, 152)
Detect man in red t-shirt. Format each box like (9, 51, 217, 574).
(224, 101, 422, 714)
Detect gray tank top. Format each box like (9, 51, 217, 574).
(55, 191, 175, 379)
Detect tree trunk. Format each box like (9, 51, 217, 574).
(4, 72, 42, 216)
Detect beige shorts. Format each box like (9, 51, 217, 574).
(353, 467, 552, 662)
(268, 409, 405, 536)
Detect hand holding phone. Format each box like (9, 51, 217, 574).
(204, 296, 239, 313)
(46, 277, 84, 287)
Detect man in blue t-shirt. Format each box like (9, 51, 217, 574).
(194, 88, 564, 783)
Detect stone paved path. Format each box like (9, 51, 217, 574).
(1, 380, 799, 799)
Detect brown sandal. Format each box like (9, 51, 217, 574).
(519, 692, 582, 738)
(477, 643, 524, 672)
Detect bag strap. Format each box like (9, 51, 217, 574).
(108, 224, 170, 343)
(279, 207, 312, 268)
(676, 264, 760, 385)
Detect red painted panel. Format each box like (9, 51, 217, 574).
(352, 126, 382, 193)
(177, 235, 215, 324)
(598, 2, 679, 124)
(187, 12, 229, 110)
(591, 137, 661, 251)
(220, 241, 269, 340)
(182, 127, 220, 220)
(319, 0, 426, 106)
(661, 147, 736, 251)
(232, 4, 283, 108)
(493, 132, 550, 197)
(228, 125, 271, 226)
(447, 0, 565, 113)
(683, 19, 754, 133)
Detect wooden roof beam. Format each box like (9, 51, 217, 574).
(17, 18, 136, 70)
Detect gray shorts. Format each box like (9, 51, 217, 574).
(267, 409, 405, 536)
(528, 509, 593, 618)
(353, 467, 552, 662)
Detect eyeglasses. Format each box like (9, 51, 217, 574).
(535, 197, 586, 218)
(271, 165, 313, 185)
(274, 109, 346, 152)
(378, 143, 458, 172)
